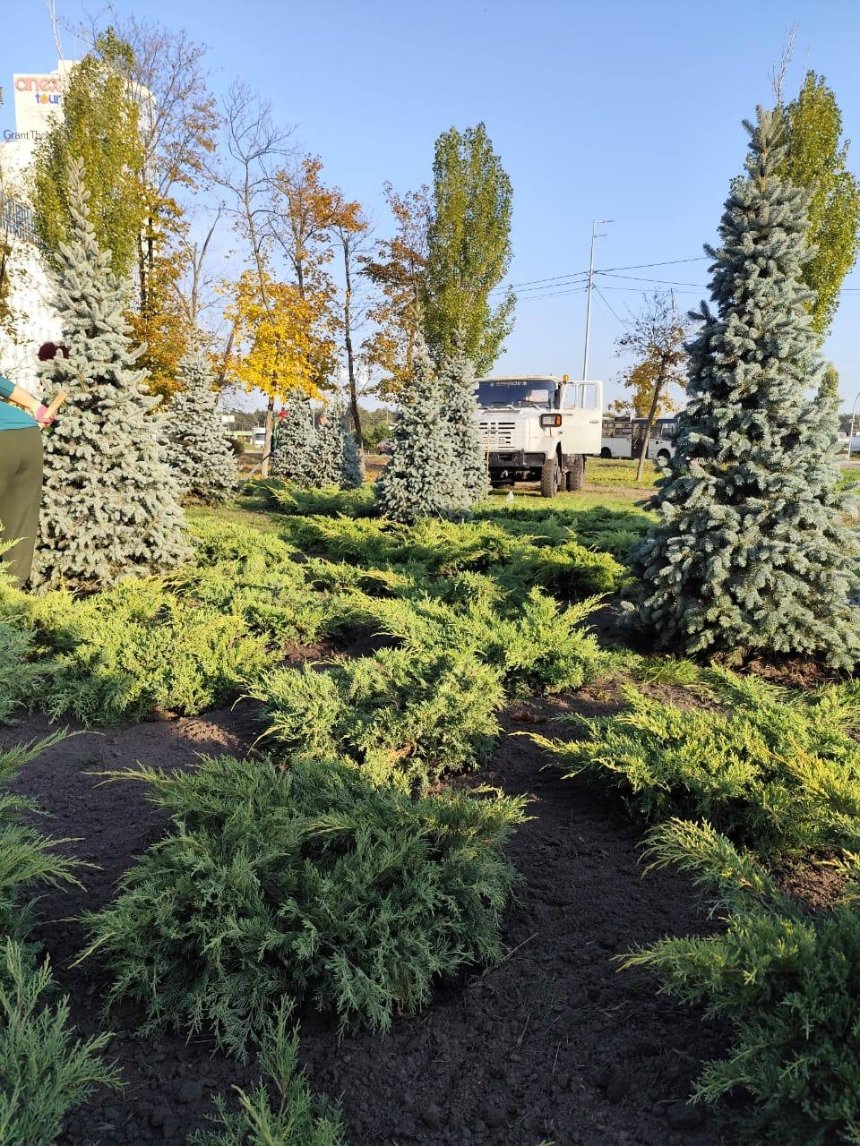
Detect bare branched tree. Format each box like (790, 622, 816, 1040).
(216, 82, 294, 473)
(615, 291, 690, 482)
(770, 22, 798, 106)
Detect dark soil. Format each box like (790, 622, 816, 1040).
(2, 693, 734, 1146)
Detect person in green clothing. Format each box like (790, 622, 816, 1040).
(0, 350, 57, 587)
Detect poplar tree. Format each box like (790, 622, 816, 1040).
(423, 123, 515, 374)
(31, 161, 188, 591)
(270, 392, 318, 487)
(779, 72, 860, 336)
(32, 30, 146, 278)
(376, 336, 467, 522)
(630, 108, 860, 669)
(163, 349, 237, 504)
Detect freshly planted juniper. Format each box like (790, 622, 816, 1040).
(0, 737, 120, 1145)
(626, 820, 860, 1145)
(630, 108, 860, 667)
(83, 754, 524, 1057)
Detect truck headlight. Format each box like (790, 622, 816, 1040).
(540, 414, 562, 427)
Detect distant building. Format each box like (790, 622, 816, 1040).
(0, 60, 75, 392)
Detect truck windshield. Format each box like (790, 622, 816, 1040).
(477, 380, 557, 409)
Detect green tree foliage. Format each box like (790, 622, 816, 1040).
(83, 754, 524, 1056)
(163, 349, 237, 504)
(630, 108, 860, 668)
(376, 336, 469, 522)
(614, 291, 689, 481)
(32, 161, 189, 591)
(316, 393, 364, 489)
(270, 392, 319, 486)
(439, 343, 489, 505)
(32, 30, 146, 277)
(423, 123, 515, 374)
(779, 71, 860, 336)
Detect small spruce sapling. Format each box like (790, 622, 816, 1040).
(32, 159, 188, 590)
(163, 349, 237, 504)
(439, 342, 489, 506)
(376, 334, 467, 522)
(270, 391, 319, 486)
(629, 108, 860, 668)
(316, 392, 364, 489)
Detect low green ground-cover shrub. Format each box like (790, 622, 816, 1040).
(537, 670, 860, 860)
(253, 647, 503, 790)
(0, 941, 121, 1146)
(0, 735, 81, 944)
(31, 580, 269, 725)
(0, 738, 120, 1144)
(626, 819, 860, 1145)
(338, 589, 604, 697)
(83, 754, 524, 1056)
(473, 501, 652, 562)
(278, 515, 625, 602)
(192, 999, 345, 1146)
(0, 610, 45, 726)
(264, 481, 376, 520)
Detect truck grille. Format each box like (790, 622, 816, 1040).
(478, 420, 516, 448)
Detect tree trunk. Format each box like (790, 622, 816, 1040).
(260, 393, 275, 477)
(636, 378, 665, 482)
(342, 241, 363, 450)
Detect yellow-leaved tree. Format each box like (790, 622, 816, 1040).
(223, 267, 336, 450)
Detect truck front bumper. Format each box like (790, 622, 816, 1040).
(488, 450, 547, 468)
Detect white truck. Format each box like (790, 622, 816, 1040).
(475, 375, 603, 498)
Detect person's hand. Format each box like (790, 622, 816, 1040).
(35, 403, 55, 426)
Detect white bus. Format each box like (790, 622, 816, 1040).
(599, 415, 679, 463)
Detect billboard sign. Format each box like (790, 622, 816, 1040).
(11, 64, 73, 137)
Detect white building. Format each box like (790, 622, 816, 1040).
(0, 61, 74, 393)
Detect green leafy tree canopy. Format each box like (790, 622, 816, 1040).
(423, 123, 515, 374)
(779, 71, 860, 336)
(32, 29, 146, 277)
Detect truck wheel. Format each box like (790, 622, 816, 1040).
(540, 457, 560, 498)
(600, 447, 612, 459)
(565, 454, 585, 491)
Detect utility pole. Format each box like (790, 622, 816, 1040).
(582, 218, 612, 381)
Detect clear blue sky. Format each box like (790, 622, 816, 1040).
(2, 0, 859, 409)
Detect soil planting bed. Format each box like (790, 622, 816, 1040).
(2, 693, 733, 1146)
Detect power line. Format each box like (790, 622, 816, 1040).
(600, 256, 710, 272)
(596, 271, 708, 288)
(515, 285, 588, 302)
(592, 284, 625, 324)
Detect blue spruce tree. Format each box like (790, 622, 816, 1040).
(315, 392, 364, 490)
(376, 335, 467, 522)
(270, 391, 318, 487)
(439, 343, 488, 506)
(630, 108, 860, 668)
(163, 348, 237, 504)
(31, 160, 188, 591)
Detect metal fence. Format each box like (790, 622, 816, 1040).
(1, 198, 39, 246)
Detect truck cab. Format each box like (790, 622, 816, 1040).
(476, 375, 603, 497)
